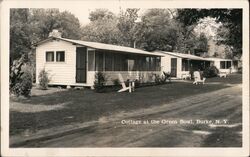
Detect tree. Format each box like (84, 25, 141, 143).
(197, 32, 208, 52)
(89, 9, 115, 21)
(117, 8, 140, 47)
(30, 9, 82, 40)
(10, 9, 32, 63)
(176, 9, 242, 56)
(10, 8, 82, 64)
(81, 9, 122, 45)
(138, 9, 185, 52)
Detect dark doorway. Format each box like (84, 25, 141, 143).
(76, 47, 87, 83)
(171, 58, 177, 77)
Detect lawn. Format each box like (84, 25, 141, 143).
(10, 73, 242, 136)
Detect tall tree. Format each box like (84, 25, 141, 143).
(176, 9, 242, 56)
(81, 9, 122, 45)
(138, 9, 185, 52)
(10, 9, 31, 63)
(10, 8, 82, 64)
(117, 8, 140, 47)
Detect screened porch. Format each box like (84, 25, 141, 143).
(181, 58, 211, 78)
(87, 49, 162, 85)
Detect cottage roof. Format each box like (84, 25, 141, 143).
(154, 51, 209, 61)
(154, 51, 234, 61)
(36, 37, 163, 57)
(202, 57, 233, 61)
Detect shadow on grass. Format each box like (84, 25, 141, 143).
(206, 73, 242, 84)
(10, 81, 233, 136)
(202, 125, 242, 147)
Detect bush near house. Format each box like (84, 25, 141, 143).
(38, 69, 50, 90)
(10, 55, 33, 97)
(203, 66, 219, 78)
(10, 66, 33, 97)
(154, 71, 171, 85)
(94, 72, 107, 93)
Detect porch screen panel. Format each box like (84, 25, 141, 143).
(128, 59, 135, 71)
(95, 51, 103, 71)
(156, 57, 161, 71)
(146, 57, 150, 71)
(114, 53, 122, 71)
(182, 59, 189, 71)
(105, 52, 113, 71)
(121, 55, 128, 71)
(142, 57, 147, 71)
(88, 50, 95, 71)
(150, 57, 156, 71)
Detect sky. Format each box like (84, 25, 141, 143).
(60, 7, 220, 38)
(59, 7, 145, 26)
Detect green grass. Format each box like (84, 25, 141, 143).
(10, 74, 242, 136)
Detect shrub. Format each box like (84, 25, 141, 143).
(112, 78, 120, 86)
(238, 67, 242, 74)
(94, 72, 107, 92)
(154, 71, 171, 85)
(203, 66, 219, 78)
(11, 65, 33, 97)
(38, 69, 50, 90)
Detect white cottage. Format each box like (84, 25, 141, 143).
(154, 51, 238, 79)
(35, 36, 162, 87)
(154, 51, 211, 79)
(205, 57, 239, 74)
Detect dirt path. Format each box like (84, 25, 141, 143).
(21, 85, 242, 147)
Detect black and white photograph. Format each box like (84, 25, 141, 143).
(1, 0, 249, 156)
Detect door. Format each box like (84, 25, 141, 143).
(76, 47, 87, 83)
(171, 58, 177, 77)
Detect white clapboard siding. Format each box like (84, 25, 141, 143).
(36, 40, 77, 85)
(161, 54, 182, 78)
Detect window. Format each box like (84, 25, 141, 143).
(105, 52, 113, 71)
(46, 51, 54, 62)
(226, 61, 231, 69)
(128, 59, 135, 71)
(156, 57, 161, 71)
(95, 51, 103, 71)
(182, 59, 189, 71)
(220, 61, 226, 69)
(220, 61, 232, 69)
(88, 50, 95, 71)
(114, 54, 122, 71)
(56, 51, 65, 62)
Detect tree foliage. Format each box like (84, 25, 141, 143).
(10, 9, 32, 63)
(81, 9, 121, 45)
(10, 8, 82, 63)
(176, 9, 242, 56)
(117, 8, 140, 47)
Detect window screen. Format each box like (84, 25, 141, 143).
(46, 51, 54, 62)
(182, 59, 189, 71)
(105, 52, 113, 71)
(114, 54, 122, 71)
(88, 50, 95, 71)
(128, 59, 135, 71)
(56, 51, 65, 62)
(95, 51, 103, 71)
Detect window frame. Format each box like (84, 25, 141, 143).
(45, 50, 66, 63)
(56, 51, 65, 62)
(46, 51, 54, 62)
